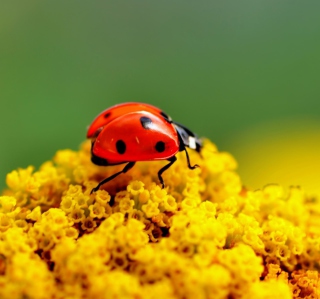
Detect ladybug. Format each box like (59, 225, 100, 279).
(87, 102, 202, 193)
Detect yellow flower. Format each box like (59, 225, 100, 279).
(127, 180, 145, 195)
(14, 219, 29, 231)
(0, 213, 13, 231)
(119, 197, 135, 213)
(0, 138, 319, 299)
(81, 217, 97, 232)
(141, 200, 160, 218)
(88, 202, 105, 218)
(27, 206, 42, 222)
(60, 195, 75, 213)
(162, 195, 178, 212)
(114, 190, 128, 203)
(69, 207, 85, 223)
(6, 166, 42, 194)
(0, 196, 16, 212)
(94, 189, 111, 206)
(138, 189, 150, 204)
(183, 200, 201, 215)
(150, 186, 168, 203)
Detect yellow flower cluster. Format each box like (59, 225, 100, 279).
(1, 139, 319, 298)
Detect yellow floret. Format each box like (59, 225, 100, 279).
(0, 196, 17, 212)
(162, 195, 178, 212)
(6, 166, 38, 193)
(119, 197, 135, 213)
(142, 200, 160, 218)
(27, 206, 42, 222)
(127, 180, 145, 195)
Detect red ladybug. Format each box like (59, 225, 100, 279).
(87, 102, 202, 193)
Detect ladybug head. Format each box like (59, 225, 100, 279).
(173, 122, 202, 153)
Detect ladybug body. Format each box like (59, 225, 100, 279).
(88, 102, 201, 193)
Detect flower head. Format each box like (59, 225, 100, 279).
(0, 139, 318, 299)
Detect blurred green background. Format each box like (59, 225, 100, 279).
(1, 1, 320, 193)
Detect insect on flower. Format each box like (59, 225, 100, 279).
(87, 102, 202, 193)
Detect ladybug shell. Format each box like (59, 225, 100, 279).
(87, 102, 169, 138)
(92, 111, 179, 165)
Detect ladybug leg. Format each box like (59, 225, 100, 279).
(91, 162, 135, 194)
(183, 146, 199, 170)
(157, 156, 177, 189)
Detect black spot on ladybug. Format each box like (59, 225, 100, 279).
(160, 111, 171, 122)
(155, 141, 165, 153)
(140, 116, 153, 130)
(116, 140, 126, 154)
(104, 112, 111, 118)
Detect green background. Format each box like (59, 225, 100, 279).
(1, 1, 320, 191)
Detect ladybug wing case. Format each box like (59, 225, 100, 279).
(92, 111, 180, 165)
(87, 102, 165, 138)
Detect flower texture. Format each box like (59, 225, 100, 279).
(0, 139, 319, 299)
